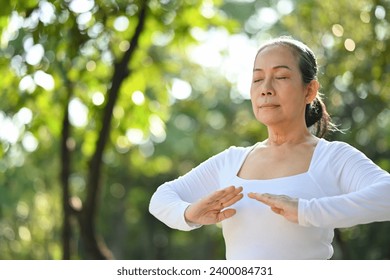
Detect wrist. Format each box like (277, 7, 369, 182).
(184, 204, 194, 224)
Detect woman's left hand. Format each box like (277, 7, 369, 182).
(248, 192, 299, 223)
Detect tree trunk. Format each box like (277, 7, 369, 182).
(78, 1, 149, 259)
(60, 90, 72, 260)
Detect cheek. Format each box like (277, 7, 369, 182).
(249, 85, 255, 100)
(249, 93, 259, 114)
(282, 95, 306, 115)
(250, 83, 260, 98)
(249, 82, 255, 93)
(250, 88, 259, 107)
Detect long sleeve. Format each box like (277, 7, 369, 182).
(298, 141, 390, 228)
(149, 146, 245, 231)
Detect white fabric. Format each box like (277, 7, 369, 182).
(149, 138, 390, 259)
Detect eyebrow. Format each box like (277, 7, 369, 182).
(253, 65, 292, 72)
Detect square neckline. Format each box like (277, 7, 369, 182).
(235, 138, 325, 182)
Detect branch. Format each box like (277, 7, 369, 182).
(58, 61, 78, 260)
(60, 93, 72, 260)
(81, 1, 149, 259)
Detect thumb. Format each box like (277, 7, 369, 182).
(217, 208, 237, 222)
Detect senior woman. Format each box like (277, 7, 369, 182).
(149, 36, 390, 260)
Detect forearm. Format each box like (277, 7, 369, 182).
(298, 181, 390, 228)
(149, 183, 201, 231)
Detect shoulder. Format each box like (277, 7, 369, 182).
(315, 138, 373, 170)
(319, 139, 365, 158)
(224, 145, 254, 154)
(208, 144, 255, 169)
(226, 144, 256, 157)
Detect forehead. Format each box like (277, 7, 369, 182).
(254, 44, 299, 70)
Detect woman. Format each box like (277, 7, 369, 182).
(149, 36, 390, 259)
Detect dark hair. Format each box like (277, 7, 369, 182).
(256, 36, 335, 138)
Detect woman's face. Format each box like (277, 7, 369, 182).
(250, 44, 317, 129)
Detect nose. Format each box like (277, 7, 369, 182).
(260, 82, 275, 96)
(258, 77, 275, 96)
(261, 91, 273, 96)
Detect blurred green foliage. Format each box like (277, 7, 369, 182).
(0, 0, 389, 259)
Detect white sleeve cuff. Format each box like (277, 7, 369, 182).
(298, 198, 311, 227)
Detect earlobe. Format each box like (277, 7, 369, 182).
(306, 80, 319, 104)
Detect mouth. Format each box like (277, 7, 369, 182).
(259, 104, 280, 109)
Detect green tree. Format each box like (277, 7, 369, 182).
(0, 0, 239, 259)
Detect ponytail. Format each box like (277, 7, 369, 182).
(305, 94, 333, 138)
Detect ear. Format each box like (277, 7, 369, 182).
(305, 80, 319, 104)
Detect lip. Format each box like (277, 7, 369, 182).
(259, 104, 280, 108)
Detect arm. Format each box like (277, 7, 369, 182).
(249, 142, 390, 229)
(299, 142, 390, 228)
(149, 147, 243, 231)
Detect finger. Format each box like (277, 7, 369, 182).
(219, 186, 243, 204)
(207, 186, 235, 201)
(271, 206, 283, 215)
(220, 192, 243, 208)
(221, 186, 243, 199)
(249, 193, 287, 210)
(217, 208, 237, 222)
(208, 186, 243, 206)
(248, 192, 275, 206)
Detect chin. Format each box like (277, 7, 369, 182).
(256, 115, 282, 127)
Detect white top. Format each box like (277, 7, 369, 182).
(149, 139, 390, 259)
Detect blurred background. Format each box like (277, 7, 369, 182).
(0, 0, 389, 260)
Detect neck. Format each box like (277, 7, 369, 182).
(265, 125, 313, 146)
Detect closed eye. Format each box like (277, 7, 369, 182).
(253, 76, 264, 83)
(276, 76, 288, 80)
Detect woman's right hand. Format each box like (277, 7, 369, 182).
(184, 186, 243, 225)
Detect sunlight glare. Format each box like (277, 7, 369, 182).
(276, 0, 294, 15)
(22, 132, 39, 152)
(188, 29, 257, 99)
(260, 7, 279, 24)
(69, 0, 95, 14)
(15, 107, 33, 125)
(126, 128, 145, 145)
(223, 34, 257, 99)
(170, 78, 192, 100)
(149, 115, 166, 143)
(18, 226, 31, 242)
(375, 5, 386, 20)
(92, 91, 105, 106)
(201, 1, 216, 19)
(0, 115, 20, 144)
(76, 11, 92, 26)
(114, 16, 129, 32)
(132, 91, 145, 105)
(19, 75, 36, 93)
(188, 28, 228, 68)
(1, 12, 23, 47)
(69, 98, 88, 127)
(332, 24, 344, 37)
(34, 70, 55, 90)
(344, 39, 356, 52)
(38, 1, 56, 25)
(25, 44, 45, 66)
(321, 34, 335, 49)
